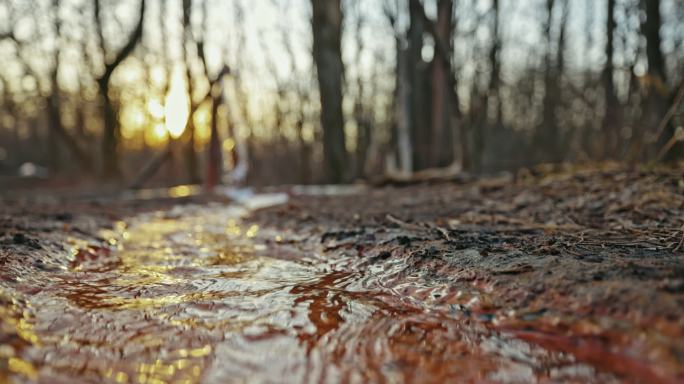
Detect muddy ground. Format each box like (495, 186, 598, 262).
(1, 164, 683, 383)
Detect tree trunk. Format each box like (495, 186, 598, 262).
(94, 0, 146, 179)
(644, 0, 666, 84)
(205, 93, 222, 191)
(47, 93, 91, 172)
(46, 102, 60, 170)
(99, 80, 119, 177)
(476, 0, 502, 171)
(47, 0, 93, 172)
(541, 0, 556, 161)
(602, 0, 619, 159)
(182, 0, 199, 184)
(538, 0, 567, 163)
(354, 103, 370, 179)
(311, 0, 347, 183)
(352, 8, 370, 180)
(395, 43, 413, 175)
(297, 120, 312, 184)
(487, 0, 502, 129)
(408, 0, 428, 171)
(429, 0, 454, 168)
(643, 0, 681, 160)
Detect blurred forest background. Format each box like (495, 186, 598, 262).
(0, 0, 683, 188)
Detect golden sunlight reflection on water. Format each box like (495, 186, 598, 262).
(168, 185, 194, 198)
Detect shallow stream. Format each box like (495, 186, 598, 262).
(1, 202, 624, 383)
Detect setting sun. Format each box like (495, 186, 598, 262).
(164, 68, 190, 139)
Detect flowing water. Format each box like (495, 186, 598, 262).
(1, 202, 627, 383)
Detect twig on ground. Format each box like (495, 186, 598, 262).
(432, 225, 453, 242)
(673, 226, 684, 252)
(386, 214, 425, 231)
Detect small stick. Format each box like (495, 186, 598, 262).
(653, 82, 684, 162)
(386, 214, 424, 231)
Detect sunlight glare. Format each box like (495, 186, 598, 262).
(144, 122, 168, 146)
(147, 99, 165, 120)
(222, 138, 235, 152)
(152, 123, 167, 141)
(193, 102, 212, 150)
(165, 69, 190, 139)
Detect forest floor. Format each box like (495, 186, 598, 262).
(1, 163, 683, 383)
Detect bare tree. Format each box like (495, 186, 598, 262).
(537, 0, 568, 163)
(47, 0, 92, 172)
(486, 0, 502, 130)
(429, 0, 455, 168)
(384, 0, 413, 176)
(350, 3, 371, 179)
(407, 0, 429, 171)
(0, 1, 91, 172)
(93, 0, 146, 178)
(391, 0, 465, 172)
(641, 0, 681, 160)
(280, 20, 313, 183)
(602, 0, 619, 159)
(311, 0, 347, 183)
(196, 0, 230, 190)
(180, 0, 200, 183)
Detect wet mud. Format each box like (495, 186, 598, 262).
(1, 166, 683, 383)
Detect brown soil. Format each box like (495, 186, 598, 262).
(1, 164, 683, 383)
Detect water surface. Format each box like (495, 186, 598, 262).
(1, 203, 620, 383)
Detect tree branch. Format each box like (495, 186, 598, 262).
(96, 0, 147, 85)
(0, 31, 15, 41)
